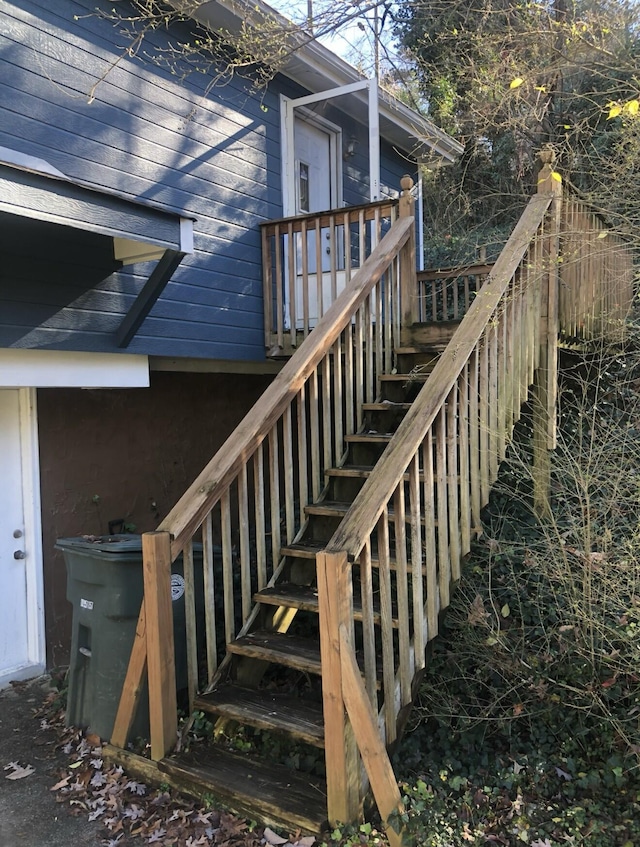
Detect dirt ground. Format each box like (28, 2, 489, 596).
(0, 676, 109, 846)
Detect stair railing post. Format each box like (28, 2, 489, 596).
(533, 149, 562, 518)
(142, 530, 178, 760)
(399, 175, 418, 338)
(316, 550, 361, 825)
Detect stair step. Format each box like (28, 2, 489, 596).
(194, 683, 325, 747)
(159, 745, 327, 832)
(305, 499, 429, 526)
(305, 500, 353, 517)
(344, 432, 392, 444)
(361, 402, 413, 412)
(279, 542, 429, 575)
(326, 466, 428, 483)
(227, 630, 322, 675)
(379, 371, 432, 383)
(254, 583, 400, 628)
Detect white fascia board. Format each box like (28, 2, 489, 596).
(0, 350, 150, 388)
(170, 0, 463, 161)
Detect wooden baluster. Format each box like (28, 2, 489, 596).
(322, 354, 332, 472)
(375, 282, 384, 380)
(182, 539, 198, 709)
(283, 405, 295, 543)
(468, 347, 481, 532)
(458, 365, 471, 555)
(301, 220, 310, 337)
(253, 448, 267, 592)
(355, 306, 364, 430)
(268, 426, 281, 577)
(446, 387, 461, 581)
(431, 279, 437, 322)
(393, 484, 411, 706)
(343, 210, 352, 286)
(409, 453, 425, 668)
(377, 511, 396, 744)
(221, 490, 235, 644)
(238, 464, 251, 620)
(384, 265, 392, 372)
(435, 408, 450, 608)
(422, 434, 438, 640)
(202, 512, 218, 681)
(344, 324, 355, 436)
(464, 273, 470, 315)
(275, 224, 284, 349)
(330, 214, 338, 304)
(359, 540, 377, 707)
(333, 338, 344, 464)
(297, 386, 309, 516)
(488, 322, 499, 485)
(315, 218, 323, 321)
(479, 335, 490, 505)
(262, 225, 273, 348)
(309, 369, 321, 501)
(287, 221, 296, 349)
(365, 294, 374, 403)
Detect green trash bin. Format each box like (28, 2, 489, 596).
(57, 535, 204, 743)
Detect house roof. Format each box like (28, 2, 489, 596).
(171, 0, 464, 162)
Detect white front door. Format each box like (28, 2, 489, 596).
(293, 117, 345, 326)
(0, 389, 44, 686)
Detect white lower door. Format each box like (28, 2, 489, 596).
(0, 389, 44, 686)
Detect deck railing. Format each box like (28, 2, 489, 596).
(261, 198, 398, 355)
(559, 196, 635, 339)
(111, 186, 417, 762)
(416, 262, 493, 322)
(315, 175, 560, 832)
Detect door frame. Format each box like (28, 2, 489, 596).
(0, 387, 45, 686)
(280, 98, 343, 217)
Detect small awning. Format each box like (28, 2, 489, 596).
(0, 148, 194, 348)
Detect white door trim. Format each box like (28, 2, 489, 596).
(280, 97, 343, 216)
(0, 388, 45, 687)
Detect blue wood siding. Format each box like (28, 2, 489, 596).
(0, 0, 418, 360)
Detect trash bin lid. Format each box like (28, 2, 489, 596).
(55, 534, 143, 553)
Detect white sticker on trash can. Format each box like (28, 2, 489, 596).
(171, 574, 185, 601)
(80, 598, 94, 610)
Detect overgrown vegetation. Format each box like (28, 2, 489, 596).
(387, 335, 640, 846)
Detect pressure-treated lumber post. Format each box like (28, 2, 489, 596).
(111, 600, 148, 748)
(316, 550, 361, 825)
(142, 531, 178, 761)
(399, 175, 417, 338)
(532, 150, 562, 518)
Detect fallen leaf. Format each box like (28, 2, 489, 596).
(510, 77, 524, 89)
(4, 762, 35, 780)
(263, 827, 289, 845)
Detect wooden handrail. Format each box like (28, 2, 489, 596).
(325, 193, 553, 560)
(260, 197, 397, 234)
(159, 215, 414, 558)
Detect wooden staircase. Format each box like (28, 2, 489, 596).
(109, 161, 635, 841)
(156, 341, 443, 831)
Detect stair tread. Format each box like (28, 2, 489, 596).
(305, 499, 429, 525)
(194, 683, 324, 747)
(254, 583, 400, 628)
(361, 401, 412, 411)
(228, 630, 322, 675)
(160, 745, 327, 832)
(344, 432, 393, 443)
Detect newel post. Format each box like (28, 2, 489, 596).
(399, 175, 418, 336)
(532, 149, 562, 519)
(142, 531, 178, 760)
(316, 550, 361, 824)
